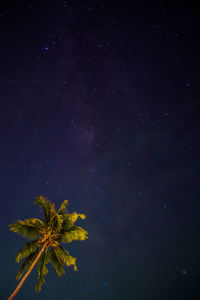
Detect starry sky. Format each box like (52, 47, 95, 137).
(1, 1, 200, 299)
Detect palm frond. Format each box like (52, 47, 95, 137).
(16, 251, 39, 280)
(68, 212, 86, 223)
(49, 203, 57, 227)
(47, 248, 65, 277)
(52, 214, 64, 233)
(61, 216, 74, 232)
(58, 200, 69, 214)
(54, 245, 78, 271)
(34, 196, 56, 225)
(61, 212, 86, 232)
(9, 218, 44, 239)
(16, 239, 39, 263)
(60, 226, 88, 243)
(35, 251, 48, 292)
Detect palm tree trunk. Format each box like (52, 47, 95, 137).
(8, 242, 48, 300)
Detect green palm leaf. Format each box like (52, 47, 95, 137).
(34, 196, 55, 225)
(54, 245, 78, 271)
(16, 239, 39, 263)
(58, 199, 69, 214)
(61, 216, 74, 232)
(35, 251, 48, 292)
(60, 226, 88, 243)
(61, 212, 86, 232)
(9, 218, 44, 239)
(47, 248, 65, 276)
(16, 251, 39, 280)
(52, 214, 64, 233)
(68, 212, 86, 223)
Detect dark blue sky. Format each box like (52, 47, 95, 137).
(1, 1, 200, 299)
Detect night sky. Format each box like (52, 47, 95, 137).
(1, 1, 200, 299)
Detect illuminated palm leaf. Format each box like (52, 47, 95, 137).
(58, 199, 69, 214)
(9, 218, 44, 239)
(16, 239, 39, 263)
(47, 248, 65, 277)
(34, 196, 56, 225)
(52, 214, 64, 233)
(16, 251, 39, 280)
(53, 245, 78, 271)
(61, 212, 86, 232)
(60, 226, 88, 243)
(67, 212, 86, 223)
(35, 251, 48, 292)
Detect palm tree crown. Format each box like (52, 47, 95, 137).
(9, 195, 88, 293)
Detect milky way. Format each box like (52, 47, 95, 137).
(1, 1, 200, 299)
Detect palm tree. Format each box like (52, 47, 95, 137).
(8, 195, 88, 300)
